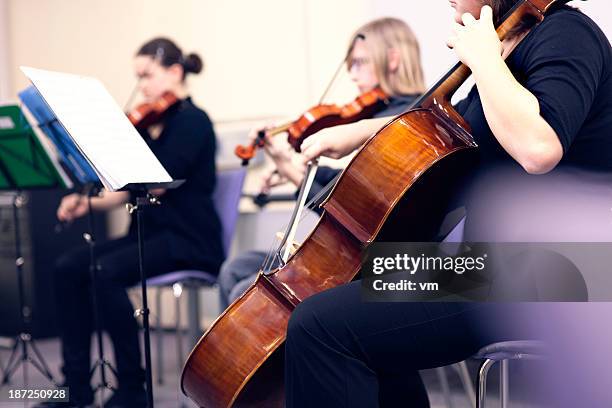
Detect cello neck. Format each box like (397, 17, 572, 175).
(414, 0, 557, 110)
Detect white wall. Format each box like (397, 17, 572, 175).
(0, 0, 10, 100)
(6, 0, 373, 122)
(6, 1, 610, 120)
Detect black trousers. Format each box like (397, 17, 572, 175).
(53, 232, 182, 395)
(285, 281, 536, 408)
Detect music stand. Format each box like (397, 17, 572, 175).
(0, 104, 69, 387)
(19, 86, 118, 405)
(21, 66, 186, 408)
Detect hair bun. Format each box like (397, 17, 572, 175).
(183, 53, 203, 74)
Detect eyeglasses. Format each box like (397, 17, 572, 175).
(349, 57, 371, 70)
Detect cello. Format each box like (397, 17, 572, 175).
(182, 1, 557, 406)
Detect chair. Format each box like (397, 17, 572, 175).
(474, 340, 546, 408)
(434, 362, 476, 408)
(472, 252, 586, 407)
(146, 167, 246, 385)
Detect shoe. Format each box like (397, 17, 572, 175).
(103, 388, 147, 408)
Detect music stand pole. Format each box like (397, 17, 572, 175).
(83, 184, 117, 407)
(119, 180, 182, 408)
(127, 191, 159, 408)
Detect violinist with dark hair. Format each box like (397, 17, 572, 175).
(40, 38, 223, 408)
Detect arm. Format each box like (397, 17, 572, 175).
(300, 116, 391, 162)
(472, 56, 562, 174)
(57, 190, 129, 222)
(91, 191, 130, 210)
(261, 128, 307, 188)
(271, 155, 306, 188)
(448, 6, 563, 174)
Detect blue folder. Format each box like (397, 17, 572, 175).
(18, 86, 99, 185)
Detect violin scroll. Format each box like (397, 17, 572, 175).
(235, 129, 266, 166)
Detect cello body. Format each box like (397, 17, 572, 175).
(182, 1, 556, 406)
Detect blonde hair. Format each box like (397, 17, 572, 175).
(347, 17, 426, 96)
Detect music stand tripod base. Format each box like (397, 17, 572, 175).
(81, 183, 118, 407)
(1, 193, 58, 388)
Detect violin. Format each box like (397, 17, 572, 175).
(181, 1, 556, 407)
(234, 87, 389, 165)
(127, 91, 179, 129)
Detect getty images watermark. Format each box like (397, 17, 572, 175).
(361, 242, 612, 302)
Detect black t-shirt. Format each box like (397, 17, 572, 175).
(374, 93, 419, 118)
(453, 7, 612, 241)
(305, 93, 419, 214)
(455, 6, 612, 171)
(133, 97, 224, 272)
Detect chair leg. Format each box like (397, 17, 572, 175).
(500, 360, 509, 408)
(477, 359, 496, 408)
(435, 367, 454, 408)
(454, 361, 476, 408)
(174, 284, 184, 375)
(155, 288, 163, 385)
(172, 283, 189, 408)
(186, 285, 201, 347)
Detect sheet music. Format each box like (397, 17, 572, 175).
(20, 67, 172, 191)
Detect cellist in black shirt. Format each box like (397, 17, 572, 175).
(40, 38, 224, 408)
(290, 0, 612, 407)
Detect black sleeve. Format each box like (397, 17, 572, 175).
(454, 87, 476, 117)
(155, 112, 216, 179)
(518, 11, 606, 152)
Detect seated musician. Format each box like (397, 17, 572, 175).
(285, 0, 612, 406)
(39, 38, 224, 408)
(218, 17, 426, 309)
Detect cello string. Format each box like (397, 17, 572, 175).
(279, 160, 319, 263)
(261, 162, 319, 271)
(260, 170, 342, 273)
